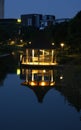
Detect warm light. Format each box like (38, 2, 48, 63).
(21, 61, 57, 65)
(29, 81, 37, 86)
(50, 82, 55, 86)
(10, 41, 15, 45)
(60, 43, 64, 48)
(17, 19, 21, 23)
(21, 49, 58, 65)
(39, 81, 50, 86)
(43, 70, 46, 73)
(17, 69, 20, 75)
(39, 81, 46, 86)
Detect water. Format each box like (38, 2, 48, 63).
(0, 53, 81, 130)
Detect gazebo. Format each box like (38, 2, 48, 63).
(20, 31, 57, 68)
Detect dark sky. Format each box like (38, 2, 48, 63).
(5, 0, 81, 19)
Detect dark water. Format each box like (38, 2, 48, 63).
(0, 53, 81, 130)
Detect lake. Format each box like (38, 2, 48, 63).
(0, 52, 81, 130)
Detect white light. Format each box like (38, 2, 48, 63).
(52, 43, 55, 46)
(60, 43, 64, 48)
(29, 41, 31, 44)
(60, 76, 63, 80)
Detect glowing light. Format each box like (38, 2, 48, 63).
(29, 41, 31, 44)
(32, 70, 39, 74)
(10, 41, 15, 45)
(39, 81, 49, 86)
(17, 69, 20, 75)
(50, 82, 55, 86)
(60, 43, 64, 48)
(17, 19, 21, 23)
(60, 76, 63, 80)
(21, 49, 58, 65)
(20, 39, 23, 43)
(43, 70, 46, 73)
(21, 61, 57, 65)
(52, 42, 55, 46)
(29, 81, 37, 86)
(12, 52, 15, 55)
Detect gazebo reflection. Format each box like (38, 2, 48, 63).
(20, 67, 64, 103)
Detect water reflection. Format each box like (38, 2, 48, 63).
(0, 51, 81, 113)
(55, 66, 81, 112)
(20, 67, 64, 103)
(0, 53, 20, 86)
(20, 65, 81, 114)
(0, 63, 7, 86)
(0, 51, 81, 125)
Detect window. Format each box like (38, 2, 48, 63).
(28, 18, 32, 26)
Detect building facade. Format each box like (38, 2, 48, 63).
(21, 14, 42, 28)
(41, 15, 55, 28)
(21, 14, 55, 29)
(0, 0, 4, 18)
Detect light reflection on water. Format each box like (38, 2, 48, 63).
(0, 54, 81, 130)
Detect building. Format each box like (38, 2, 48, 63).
(41, 15, 55, 28)
(21, 14, 55, 29)
(55, 18, 70, 24)
(21, 14, 42, 28)
(0, 0, 4, 18)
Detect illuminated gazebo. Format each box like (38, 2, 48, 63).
(20, 32, 57, 68)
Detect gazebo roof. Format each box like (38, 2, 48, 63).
(21, 84, 54, 103)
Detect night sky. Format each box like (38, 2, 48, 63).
(5, 0, 81, 19)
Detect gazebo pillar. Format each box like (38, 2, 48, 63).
(26, 49, 28, 64)
(32, 49, 34, 64)
(51, 50, 54, 64)
(43, 50, 44, 64)
(26, 69, 28, 82)
(42, 73, 44, 81)
(51, 70, 53, 82)
(32, 70, 34, 81)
